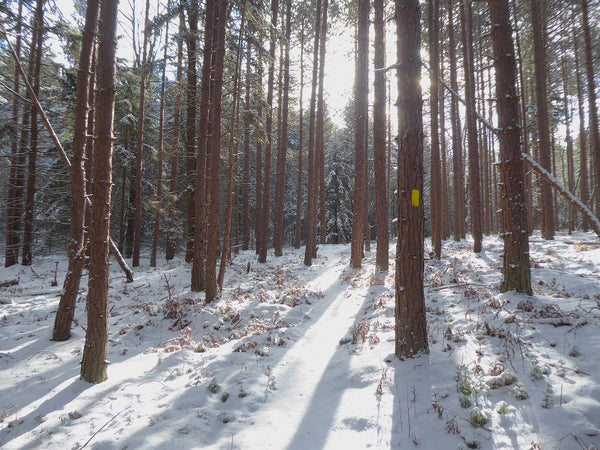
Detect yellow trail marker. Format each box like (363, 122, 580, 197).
(411, 190, 420, 207)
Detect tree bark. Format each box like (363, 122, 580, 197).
(80, 0, 119, 383)
(488, 0, 532, 295)
(132, 0, 151, 267)
(350, 0, 369, 269)
(295, 23, 305, 250)
(582, 0, 600, 217)
(429, 0, 442, 258)
(317, 0, 329, 247)
(273, 0, 291, 257)
(531, 0, 554, 240)
(373, 0, 388, 271)
(303, 0, 322, 266)
(574, 21, 589, 231)
(53, 0, 100, 341)
(258, 0, 279, 263)
(21, 0, 45, 266)
(395, 0, 428, 359)
(165, 11, 184, 261)
(460, 1, 482, 252)
(150, 15, 170, 268)
(4, 0, 24, 268)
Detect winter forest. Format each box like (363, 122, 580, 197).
(1, 0, 600, 448)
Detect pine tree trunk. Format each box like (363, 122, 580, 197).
(150, 17, 170, 268)
(295, 24, 305, 250)
(204, 0, 228, 302)
(165, 12, 184, 261)
(582, 0, 600, 217)
(317, 1, 328, 247)
(395, 0, 428, 359)
(448, 0, 464, 242)
(373, 0, 388, 271)
(132, 0, 151, 267)
(242, 39, 251, 251)
(303, 0, 322, 267)
(218, 5, 245, 288)
(52, 0, 99, 341)
(531, 0, 554, 240)
(258, 0, 279, 264)
(192, 0, 216, 292)
(21, 0, 45, 266)
(351, 0, 369, 269)
(460, 1, 482, 252)
(429, 0, 442, 258)
(4, 0, 23, 268)
(574, 23, 589, 231)
(273, 0, 291, 257)
(562, 56, 575, 234)
(80, 0, 119, 383)
(488, 0, 532, 295)
(185, 0, 199, 263)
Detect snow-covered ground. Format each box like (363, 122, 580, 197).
(1, 233, 599, 449)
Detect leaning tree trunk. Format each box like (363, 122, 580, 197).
(488, 0, 532, 295)
(52, 0, 100, 341)
(80, 0, 119, 384)
(395, 0, 428, 359)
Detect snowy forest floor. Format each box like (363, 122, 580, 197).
(1, 233, 600, 449)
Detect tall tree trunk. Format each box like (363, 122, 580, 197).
(192, 0, 217, 292)
(303, 0, 322, 266)
(204, 0, 228, 302)
(295, 23, 305, 250)
(317, 0, 329, 247)
(4, 0, 24, 268)
(165, 11, 184, 261)
(395, 0, 428, 359)
(53, 0, 99, 341)
(373, 0, 388, 271)
(185, 0, 199, 263)
(242, 38, 252, 251)
(488, 0, 532, 294)
(21, 0, 45, 266)
(439, 23, 450, 240)
(574, 21, 589, 231)
(258, 0, 279, 263)
(273, 0, 291, 257)
(80, 0, 119, 383)
(562, 56, 575, 234)
(429, 0, 442, 258)
(351, 0, 369, 269)
(133, 0, 151, 267)
(219, 5, 245, 288)
(448, 0, 464, 242)
(460, 1, 482, 252)
(531, 0, 554, 240)
(150, 14, 170, 268)
(255, 36, 264, 255)
(582, 0, 600, 217)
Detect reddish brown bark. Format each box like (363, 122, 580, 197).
(488, 0, 532, 295)
(373, 0, 388, 271)
(80, 0, 119, 383)
(53, 0, 100, 341)
(395, 0, 428, 359)
(351, 0, 369, 269)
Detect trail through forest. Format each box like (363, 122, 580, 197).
(1, 235, 600, 449)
